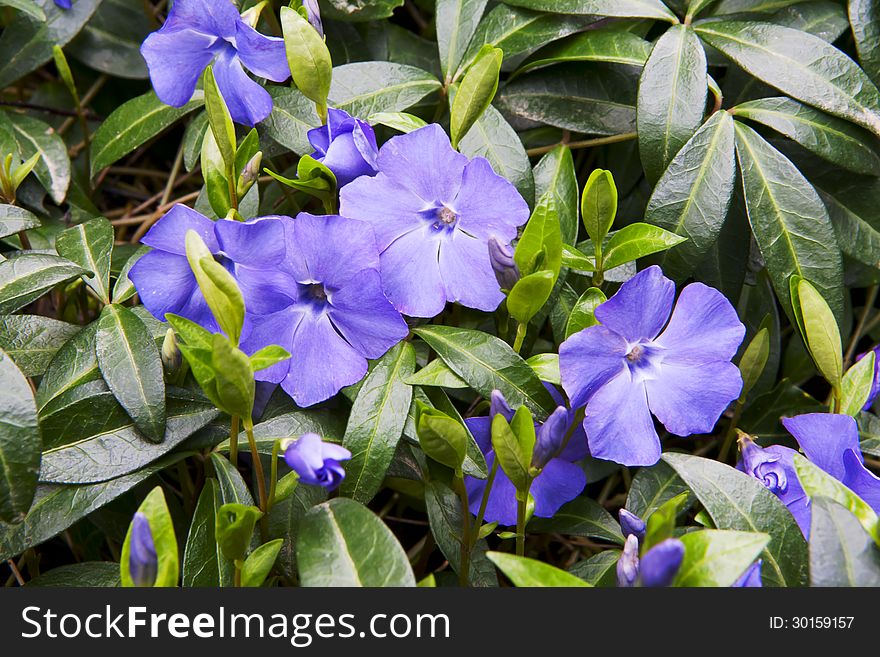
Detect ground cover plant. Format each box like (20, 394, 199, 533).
(1, 0, 880, 588)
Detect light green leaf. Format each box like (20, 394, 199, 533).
(487, 551, 592, 587)
(674, 529, 769, 587)
(602, 222, 688, 271)
(120, 486, 178, 587)
(450, 45, 502, 149)
(241, 539, 283, 587)
(281, 5, 332, 110)
(565, 287, 606, 339)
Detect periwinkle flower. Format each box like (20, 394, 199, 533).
(855, 345, 880, 410)
(340, 124, 529, 317)
(283, 433, 351, 490)
(237, 213, 409, 407)
(488, 236, 520, 292)
(128, 205, 271, 334)
(129, 512, 158, 588)
(141, 0, 290, 126)
(307, 108, 379, 187)
(464, 389, 587, 526)
(617, 535, 684, 587)
(619, 509, 646, 543)
(732, 560, 763, 588)
(302, 0, 324, 38)
(617, 534, 640, 587)
(54, 0, 71, 8)
(560, 266, 745, 466)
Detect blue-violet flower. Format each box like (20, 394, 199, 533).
(283, 433, 351, 490)
(129, 512, 158, 588)
(308, 108, 379, 188)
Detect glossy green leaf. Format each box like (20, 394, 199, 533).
(637, 25, 708, 183)
(841, 352, 876, 417)
(565, 287, 606, 339)
(90, 91, 203, 179)
(533, 145, 578, 245)
(405, 359, 468, 389)
(281, 5, 332, 109)
(0, 112, 70, 204)
(219, 409, 346, 456)
(734, 121, 843, 323)
(182, 479, 234, 587)
(211, 453, 256, 508)
(96, 304, 166, 443)
(645, 110, 736, 281)
(267, 478, 326, 582)
(35, 320, 99, 410)
(0, 349, 40, 523)
(0, 254, 86, 314)
(695, 20, 880, 137)
(340, 341, 415, 503)
(27, 562, 119, 587)
(516, 29, 652, 77)
(500, 0, 677, 21)
(529, 496, 624, 544)
(850, 0, 880, 85)
(260, 86, 321, 155)
(55, 216, 114, 303)
(560, 243, 596, 273)
(120, 486, 178, 587)
(663, 452, 809, 586)
(367, 111, 428, 134)
(328, 62, 442, 117)
(413, 325, 557, 419)
(602, 222, 688, 271)
(732, 97, 880, 176)
(674, 529, 769, 587)
(0, 314, 80, 377)
(297, 498, 416, 587)
(507, 270, 554, 325)
(241, 539, 283, 587)
(525, 353, 559, 385)
(67, 0, 150, 79)
(796, 277, 843, 390)
(437, 0, 489, 81)
(809, 496, 880, 586)
(416, 403, 468, 471)
(515, 192, 562, 279)
(0, 204, 39, 239)
(626, 460, 692, 520)
(450, 45, 502, 148)
(581, 169, 617, 247)
(487, 551, 592, 587)
(568, 550, 620, 586)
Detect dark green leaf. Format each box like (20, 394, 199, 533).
(0, 0, 44, 21)
(27, 562, 119, 587)
(55, 216, 114, 303)
(501, 0, 677, 21)
(533, 145, 579, 245)
(0, 314, 80, 377)
(220, 409, 346, 456)
(516, 28, 652, 77)
(529, 496, 624, 544)
(267, 482, 326, 581)
(568, 549, 620, 586)
(0, 253, 86, 314)
(565, 287, 606, 339)
(0, 349, 40, 522)
(0, 111, 69, 204)
(320, 0, 404, 21)
(626, 460, 692, 520)
(328, 62, 442, 117)
(0, 204, 39, 239)
(182, 479, 234, 587)
(850, 0, 880, 85)
(67, 0, 150, 79)
(437, 0, 489, 82)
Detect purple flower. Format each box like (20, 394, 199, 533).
(129, 512, 158, 588)
(619, 509, 646, 543)
(732, 560, 763, 587)
(464, 389, 587, 526)
(129, 205, 273, 334)
(617, 535, 684, 587)
(855, 345, 880, 410)
(308, 108, 379, 187)
(140, 0, 289, 126)
(339, 124, 529, 317)
(302, 0, 324, 37)
(488, 236, 520, 292)
(738, 435, 810, 534)
(560, 266, 745, 466)
(54, 0, 72, 8)
(283, 433, 351, 490)
(237, 213, 409, 407)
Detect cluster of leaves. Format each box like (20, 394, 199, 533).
(1, 0, 880, 588)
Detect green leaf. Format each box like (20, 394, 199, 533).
(490, 411, 532, 492)
(111, 246, 147, 305)
(581, 169, 617, 247)
(663, 452, 808, 586)
(796, 277, 843, 390)
(643, 492, 689, 551)
(66, 0, 151, 79)
(626, 460, 691, 520)
(1, 112, 70, 204)
(841, 352, 876, 417)
(565, 287, 606, 339)
(450, 45, 503, 149)
(417, 387, 488, 479)
(203, 66, 236, 170)
(458, 103, 535, 204)
(210, 335, 255, 419)
(211, 453, 256, 507)
(695, 20, 880, 137)
(568, 550, 620, 586)
(793, 453, 880, 542)
(0, 348, 40, 522)
(515, 192, 562, 279)
(732, 97, 880, 176)
(415, 403, 468, 472)
(35, 320, 99, 410)
(90, 91, 203, 179)
(809, 497, 880, 586)
(0, 314, 80, 377)
(0, 0, 102, 89)
(533, 145, 578, 245)
(850, 0, 880, 85)
(267, 478, 326, 582)
(367, 111, 428, 134)
(0, 253, 86, 314)
(437, 0, 489, 82)
(241, 539, 283, 587)
(529, 496, 624, 544)
(216, 503, 262, 563)
(0, 204, 39, 239)
(645, 110, 736, 281)
(249, 345, 291, 373)
(507, 270, 555, 325)
(486, 551, 592, 587)
(328, 62, 442, 117)
(0, 0, 45, 21)
(185, 232, 245, 345)
(182, 479, 234, 587)
(674, 529, 769, 587)
(560, 243, 596, 273)
(55, 216, 113, 303)
(281, 5, 332, 110)
(500, 0, 677, 21)
(27, 562, 119, 587)
(525, 353, 559, 385)
(413, 325, 557, 419)
(637, 25, 708, 183)
(734, 121, 843, 324)
(96, 304, 166, 443)
(320, 0, 404, 22)
(121, 486, 178, 587)
(405, 359, 468, 388)
(260, 87, 320, 156)
(602, 222, 687, 271)
(38, 389, 217, 484)
(297, 498, 416, 586)
(219, 409, 346, 456)
(340, 341, 415, 503)
(516, 28, 652, 77)
(739, 326, 771, 400)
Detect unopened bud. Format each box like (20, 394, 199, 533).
(488, 236, 520, 292)
(161, 329, 182, 373)
(129, 512, 158, 587)
(302, 0, 324, 37)
(619, 508, 646, 543)
(237, 151, 263, 198)
(616, 534, 639, 587)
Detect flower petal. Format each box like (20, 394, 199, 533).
(234, 22, 289, 82)
(129, 251, 198, 322)
(464, 417, 492, 454)
(530, 459, 587, 518)
(451, 157, 528, 243)
(214, 216, 287, 266)
(466, 452, 518, 526)
(162, 0, 241, 37)
(559, 325, 628, 410)
(339, 173, 429, 250)
(841, 449, 880, 512)
(213, 50, 273, 126)
(243, 307, 304, 384)
(439, 229, 505, 312)
(646, 361, 742, 436)
(594, 265, 675, 342)
(285, 214, 381, 287)
(141, 204, 219, 256)
(584, 372, 660, 466)
(782, 413, 860, 481)
(141, 28, 216, 108)
(654, 281, 745, 364)
(379, 225, 446, 317)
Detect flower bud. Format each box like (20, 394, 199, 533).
(532, 406, 568, 470)
(738, 434, 788, 496)
(488, 236, 520, 292)
(129, 512, 158, 588)
(307, 108, 378, 187)
(619, 508, 646, 543)
(302, 0, 324, 37)
(161, 328, 182, 374)
(616, 534, 639, 587)
(638, 538, 685, 588)
(855, 344, 880, 410)
(489, 390, 514, 423)
(236, 151, 263, 199)
(283, 433, 352, 490)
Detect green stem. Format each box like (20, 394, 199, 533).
(233, 561, 242, 588)
(474, 458, 499, 533)
(229, 415, 240, 468)
(267, 439, 280, 514)
(513, 322, 527, 354)
(719, 399, 745, 463)
(227, 163, 239, 211)
(525, 132, 637, 158)
(245, 419, 269, 537)
(453, 474, 472, 587)
(516, 494, 527, 557)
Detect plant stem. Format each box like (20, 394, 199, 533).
(516, 493, 528, 557)
(453, 474, 472, 587)
(719, 400, 745, 463)
(229, 415, 240, 468)
(513, 322, 527, 353)
(234, 562, 242, 587)
(474, 459, 499, 533)
(267, 439, 280, 513)
(525, 132, 637, 158)
(245, 419, 269, 537)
